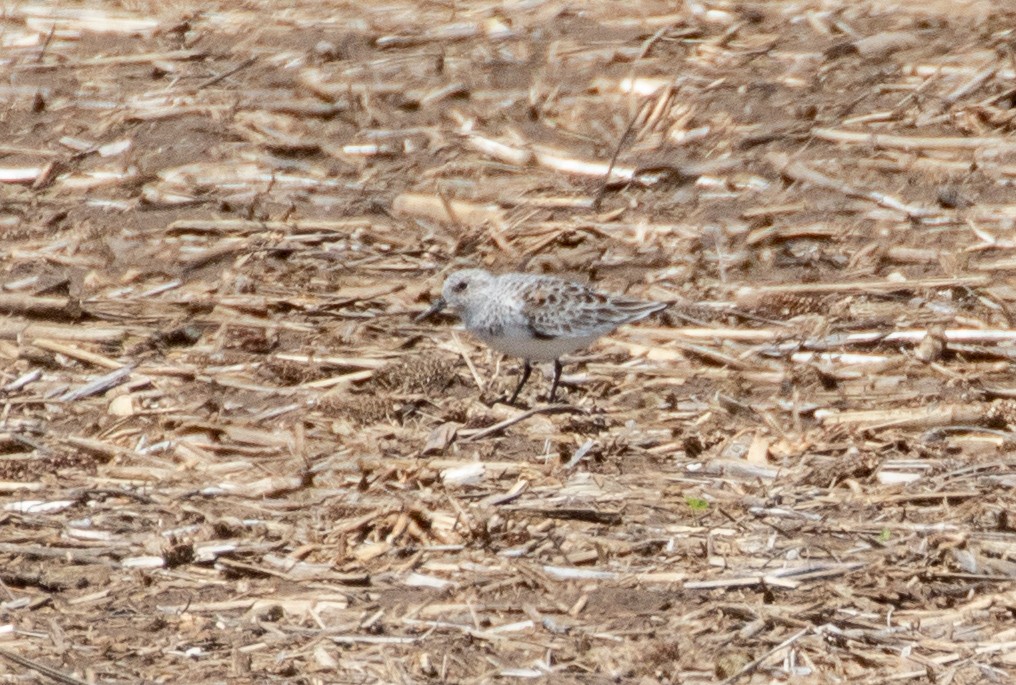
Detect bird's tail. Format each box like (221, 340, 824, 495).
(610, 298, 668, 323)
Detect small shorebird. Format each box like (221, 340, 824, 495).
(416, 269, 666, 402)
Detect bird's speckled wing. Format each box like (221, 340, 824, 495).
(512, 276, 665, 339)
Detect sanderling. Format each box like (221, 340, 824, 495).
(416, 269, 666, 402)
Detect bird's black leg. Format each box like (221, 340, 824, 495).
(548, 359, 563, 402)
(508, 360, 533, 404)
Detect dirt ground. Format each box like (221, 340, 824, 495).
(0, 0, 1015, 682)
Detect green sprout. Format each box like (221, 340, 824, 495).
(685, 496, 709, 512)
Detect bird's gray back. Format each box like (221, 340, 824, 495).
(506, 273, 664, 339)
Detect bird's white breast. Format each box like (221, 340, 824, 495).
(475, 328, 598, 361)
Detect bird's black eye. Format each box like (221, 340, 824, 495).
(453, 281, 468, 292)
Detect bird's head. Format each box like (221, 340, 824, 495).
(415, 268, 494, 321)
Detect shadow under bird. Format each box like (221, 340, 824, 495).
(416, 269, 667, 403)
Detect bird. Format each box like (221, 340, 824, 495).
(416, 268, 666, 403)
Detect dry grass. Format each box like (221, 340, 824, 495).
(0, 0, 1014, 682)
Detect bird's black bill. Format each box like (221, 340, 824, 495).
(415, 297, 447, 322)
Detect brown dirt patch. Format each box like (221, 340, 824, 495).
(0, 0, 1013, 682)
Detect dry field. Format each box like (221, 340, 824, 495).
(1, 0, 1015, 682)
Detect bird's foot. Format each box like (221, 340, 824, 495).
(500, 393, 529, 408)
